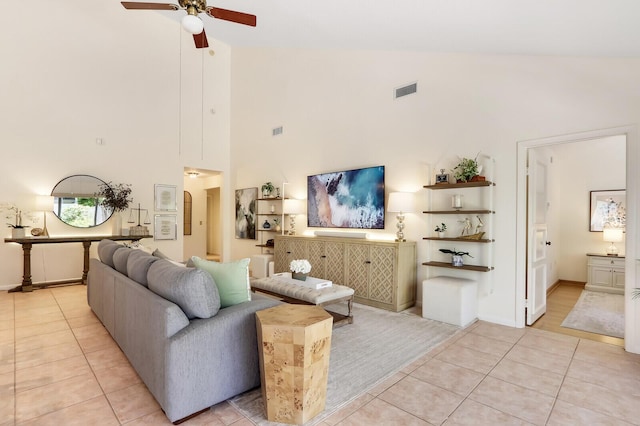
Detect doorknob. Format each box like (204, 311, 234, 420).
(545, 241, 551, 246)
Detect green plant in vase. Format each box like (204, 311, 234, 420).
(261, 182, 275, 198)
(452, 155, 480, 183)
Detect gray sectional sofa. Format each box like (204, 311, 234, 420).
(87, 240, 280, 423)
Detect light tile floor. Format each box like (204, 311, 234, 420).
(1, 285, 640, 425)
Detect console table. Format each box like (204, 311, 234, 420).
(4, 235, 151, 292)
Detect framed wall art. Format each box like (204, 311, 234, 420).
(154, 214, 177, 240)
(589, 189, 626, 232)
(235, 187, 257, 239)
(155, 184, 177, 211)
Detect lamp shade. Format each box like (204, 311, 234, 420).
(387, 192, 414, 213)
(36, 195, 54, 211)
(283, 199, 305, 215)
(603, 227, 624, 243)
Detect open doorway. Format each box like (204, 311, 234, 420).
(516, 127, 638, 350)
(183, 168, 222, 262)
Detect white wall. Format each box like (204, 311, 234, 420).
(229, 48, 640, 327)
(551, 136, 626, 281)
(0, 2, 232, 289)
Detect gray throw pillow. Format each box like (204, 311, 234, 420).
(112, 248, 133, 276)
(97, 239, 123, 268)
(152, 248, 170, 260)
(127, 250, 158, 286)
(147, 260, 220, 319)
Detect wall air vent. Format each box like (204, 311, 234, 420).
(272, 126, 283, 136)
(394, 82, 417, 99)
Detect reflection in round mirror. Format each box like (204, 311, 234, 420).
(51, 175, 113, 228)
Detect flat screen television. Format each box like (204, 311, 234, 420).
(307, 165, 385, 229)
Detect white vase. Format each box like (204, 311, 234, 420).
(11, 227, 25, 239)
(452, 255, 464, 267)
(438, 232, 445, 238)
(111, 213, 122, 236)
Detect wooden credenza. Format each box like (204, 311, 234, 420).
(585, 253, 625, 294)
(274, 235, 416, 312)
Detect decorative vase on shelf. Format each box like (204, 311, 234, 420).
(275, 224, 281, 232)
(111, 213, 122, 236)
(263, 220, 271, 229)
(452, 255, 464, 267)
(11, 228, 25, 239)
(292, 272, 308, 281)
(438, 232, 445, 239)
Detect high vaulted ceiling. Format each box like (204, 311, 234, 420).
(157, 0, 640, 56)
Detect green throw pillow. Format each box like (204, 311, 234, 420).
(191, 257, 251, 308)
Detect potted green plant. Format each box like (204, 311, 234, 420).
(439, 248, 473, 266)
(261, 182, 275, 198)
(434, 223, 447, 238)
(452, 154, 483, 183)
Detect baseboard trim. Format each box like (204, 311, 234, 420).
(547, 279, 585, 296)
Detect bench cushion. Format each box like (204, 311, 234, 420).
(251, 276, 354, 305)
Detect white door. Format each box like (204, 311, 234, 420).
(526, 149, 550, 325)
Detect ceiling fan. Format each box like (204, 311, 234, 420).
(121, 1, 256, 48)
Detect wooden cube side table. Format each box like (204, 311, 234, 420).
(256, 304, 333, 425)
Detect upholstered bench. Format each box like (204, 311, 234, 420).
(250, 275, 354, 326)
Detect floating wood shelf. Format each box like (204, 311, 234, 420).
(424, 181, 494, 189)
(423, 209, 494, 214)
(422, 261, 494, 272)
(423, 237, 494, 243)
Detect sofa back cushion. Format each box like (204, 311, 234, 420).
(147, 260, 220, 319)
(127, 250, 159, 287)
(98, 239, 123, 268)
(113, 248, 133, 276)
(191, 257, 251, 308)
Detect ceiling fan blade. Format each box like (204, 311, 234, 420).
(193, 30, 209, 49)
(121, 2, 179, 10)
(205, 7, 257, 27)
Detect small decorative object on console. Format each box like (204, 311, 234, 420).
(290, 259, 311, 281)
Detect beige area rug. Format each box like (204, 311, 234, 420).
(228, 303, 460, 426)
(561, 290, 624, 338)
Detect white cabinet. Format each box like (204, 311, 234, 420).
(585, 254, 625, 294)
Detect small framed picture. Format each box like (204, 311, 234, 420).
(154, 214, 177, 240)
(435, 169, 449, 184)
(155, 184, 177, 211)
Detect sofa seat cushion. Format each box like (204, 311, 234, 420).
(127, 250, 159, 287)
(147, 259, 220, 319)
(97, 239, 123, 268)
(191, 257, 251, 308)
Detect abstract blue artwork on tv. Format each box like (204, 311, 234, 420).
(307, 165, 385, 229)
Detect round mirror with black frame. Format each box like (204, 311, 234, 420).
(51, 175, 113, 228)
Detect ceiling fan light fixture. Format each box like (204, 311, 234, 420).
(182, 14, 204, 34)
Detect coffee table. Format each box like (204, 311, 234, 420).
(250, 274, 354, 327)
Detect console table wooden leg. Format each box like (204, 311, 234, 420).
(12, 243, 33, 292)
(82, 241, 92, 285)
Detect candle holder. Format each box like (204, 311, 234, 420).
(451, 194, 463, 209)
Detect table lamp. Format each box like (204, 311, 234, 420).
(603, 227, 624, 256)
(388, 192, 414, 242)
(36, 195, 54, 237)
(283, 199, 304, 235)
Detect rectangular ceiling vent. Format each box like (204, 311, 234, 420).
(394, 82, 417, 99)
(272, 126, 283, 136)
